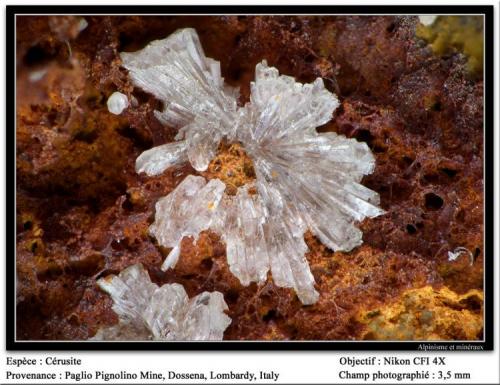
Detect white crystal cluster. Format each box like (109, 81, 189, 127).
(121, 28, 384, 305)
(447, 246, 473, 265)
(418, 15, 438, 26)
(92, 264, 231, 341)
(107, 91, 129, 115)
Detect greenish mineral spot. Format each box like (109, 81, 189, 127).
(417, 16, 484, 77)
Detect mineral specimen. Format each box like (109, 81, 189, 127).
(15, 15, 485, 342)
(149, 175, 226, 270)
(357, 286, 483, 340)
(418, 15, 438, 26)
(92, 263, 231, 341)
(416, 15, 484, 75)
(447, 247, 473, 265)
(107, 91, 129, 115)
(122, 28, 385, 305)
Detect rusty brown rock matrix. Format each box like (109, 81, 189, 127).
(16, 15, 483, 340)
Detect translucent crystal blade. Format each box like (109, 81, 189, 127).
(181, 292, 232, 341)
(255, 156, 370, 252)
(122, 28, 240, 175)
(91, 322, 152, 341)
(162, 243, 181, 271)
(253, 134, 384, 252)
(97, 263, 157, 327)
(143, 283, 188, 339)
(121, 28, 238, 132)
(213, 186, 269, 286)
(149, 175, 206, 250)
(148, 175, 226, 270)
(248, 60, 339, 143)
(270, 132, 377, 181)
(265, 215, 319, 305)
(135, 141, 188, 176)
(184, 121, 222, 172)
(92, 264, 231, 341)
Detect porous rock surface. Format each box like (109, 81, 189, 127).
(16, 16, 483, 340)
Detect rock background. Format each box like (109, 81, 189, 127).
(16, 16, 484, 340)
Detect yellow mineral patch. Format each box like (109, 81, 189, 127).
(103, 275, 114, 283)
(417, 16, 484, 76)
(357, 286, 483, 341)
(202, 141, 256, 196)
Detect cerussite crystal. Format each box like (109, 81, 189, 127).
(92, 264, 231, 341)
(122, 28, 385, 305)
(106, 91, 129, 115)
(149, 175, 226, 270)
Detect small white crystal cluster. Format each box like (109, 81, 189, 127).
(107, 91, 129, 115)
(120, 28, 384, 305)
(447, 247, 473, 265)
(418, 15, 438, 26)
(92, 264, 231, 341)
